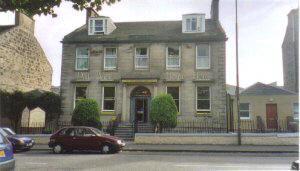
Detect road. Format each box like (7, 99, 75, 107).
(14, 150, 298, 171)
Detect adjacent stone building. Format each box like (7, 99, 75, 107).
(282, 9, 299, 93)
(60, 0, 227, 124)
(0, 12, 53, 92)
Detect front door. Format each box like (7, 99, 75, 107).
(266, 104, 278, 129)
(135, 98, 148, 123)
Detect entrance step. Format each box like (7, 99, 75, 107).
(137, 123, 155, 133)
(114, 123, 134, 141)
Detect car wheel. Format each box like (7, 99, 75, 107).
(53, 144, 63, 154)
(101, 143, 112, 154)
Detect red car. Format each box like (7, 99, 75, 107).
(48, 126, 125, 154)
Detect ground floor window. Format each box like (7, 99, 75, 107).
(167, 87, 180, 112)
(196, 86, 210, 111)
(75, 86, 87, 107)
(240, 103, 250, 119)
(102, 87, 115, 111)
(293, 103, 299, 120)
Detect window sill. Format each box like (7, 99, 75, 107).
(195, 111, 211, 116)
(240, 117, 251, 120)
(101, 111, 115, 115)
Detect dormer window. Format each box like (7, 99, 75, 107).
(182, 14, 205, 33)
(89, 18, 106, 35)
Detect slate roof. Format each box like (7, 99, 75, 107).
(241, 82, 297, 96)
(226, 84, 244, 96)
(62, 19, 227, 44)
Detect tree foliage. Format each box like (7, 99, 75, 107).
(150, 94, 177, 133)
(0, 0, 120, 17)
(71, 98, 101, 129)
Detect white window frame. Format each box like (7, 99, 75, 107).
(135, 47, 149, 69)
(166, 86, 180, 112)
(75, 47, 89, 71)
(196, 86, 211, 112)
(186, 17, 197, 32)
(293, 103, 299, 120)
(240, 103, 251, 120)
(89, 18, 105, 35)
(104, 47, 117, 70)
(102, 87, 115, 112)
(73, 86, 87, 109)
(196, 44, 210, 69)
(166, 46, 181, 70)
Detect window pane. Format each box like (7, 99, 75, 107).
(167, 57, 180, 66)
(95, 20, 103, 27)
(240, 103, 250, 110)
(168, 47, 179, 56)
(77, 48, 89, 56)
(136, 48, 147, 55)
(76, 87, 87, 99)
(76, 58, 88, 70)
(186, 18, 191, 31)
(197, 87, 209, 99)
(197, 100, 210, 110)
(167, 87, 179, 99)
(103, 100, 115, 110)
(240, 111, 249, 118)
(106, 48, 116, 56)
(197, 44, 209, 56)
(197, 56, 209, 68)
(105, 58, 116, 68)
(293, 103, 299, 114)
(104, 87, 115, 98)
(191, 18, 197, 31)
(136, 58, 148, 67)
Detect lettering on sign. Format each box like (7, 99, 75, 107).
(98, 72, 113, 81)
(195, 72, 210, 80)
(76, 72, 90, 80)
(165, 73, 184, 81)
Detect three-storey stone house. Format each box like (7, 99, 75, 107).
(60, 0, 227, 125)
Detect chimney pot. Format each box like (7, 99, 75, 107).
(211, 0, 219, 21)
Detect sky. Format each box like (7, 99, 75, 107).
(0, 0, 298, 88)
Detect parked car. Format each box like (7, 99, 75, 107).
(0, 131, 15, 171)
(291, 160, 299, 170)
(48, 126, 125, 154)
(0, 128, 35, 151)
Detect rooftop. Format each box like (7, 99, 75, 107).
(241, 82, 297, 96)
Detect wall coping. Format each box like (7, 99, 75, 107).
(135, 133, 299, 137)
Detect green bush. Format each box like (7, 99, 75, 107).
(150, 94, 177, 132)
(71, 99, 101, 129)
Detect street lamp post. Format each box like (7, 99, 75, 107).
(235, 0, 241, 145)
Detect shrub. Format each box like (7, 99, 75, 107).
(71, 99, 101, 129)
(150, 94, 177, 133)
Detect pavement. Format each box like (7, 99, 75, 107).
(32, 142, 299, 153)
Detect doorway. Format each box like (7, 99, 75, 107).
(130, 86, 151, 123)
(266, 104, 278, 129)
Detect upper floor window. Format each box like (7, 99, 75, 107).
(196, 44, 210, 69)
(186, 18, 197, 32)
(76, 48, 89, 70)
(74, 86, 87, 108)
(89, 18, 105, 35)
(240, 103, 250, 119)
(104, 48, 117, 70)
(197, 86, 210, 111)
(102, 87, 115, 111)
(167, 87, 180, 112)
(293, 103, 299, 120)
(166, 46, 180, 69)
(135, 47, 149, 69)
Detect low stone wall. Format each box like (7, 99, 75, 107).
(134, 133, 299, 145)
(20, 134, 51, 145)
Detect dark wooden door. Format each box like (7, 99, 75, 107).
(266, 104, 278, 129)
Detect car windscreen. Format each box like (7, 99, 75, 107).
(0, 131, 9, 144)
(91, 128, 103, 135)
(3, 128, 15, 136)
(0, 129, 8, 137)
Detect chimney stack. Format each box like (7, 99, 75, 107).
(15, 11, 35, 33)
(211, 0, 219, 21)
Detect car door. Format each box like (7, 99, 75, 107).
(83, 128, 99, 150)
(62, 128, 76, 150)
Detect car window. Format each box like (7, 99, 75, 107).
(3, 128, 16, 135)
(83, 128, 95, 137)
(57, 128, 67, 135)
(0, 129, 8, 137)
(75, 128, 85, 137)
(0, 132, 9, 144)
(65, 128, 75, 136)
(91, 128, 103, 135)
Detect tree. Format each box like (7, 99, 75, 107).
(0, 0, 120, 17)
(8, 91, 27, 131)
(38, 92, 61, 123)
(71, 99, 101, 128)
(150, 94, 177, 133)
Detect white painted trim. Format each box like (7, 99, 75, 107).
(75, 47, 89, 71)
(88, 18, 105, 35)
(166, 46, 181, 70)
(73, 86, 87, 109)
(196, 44, 210, 70)
(104, 47, 117, 70)
(166, 86, 180, 112)
(240, 102, 251, 120)
(135, 47, 149, 70)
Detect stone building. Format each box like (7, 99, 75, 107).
(60, 0, 227, 124)
(282, 9, 299, 93)
(0, 12, 52, 92)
